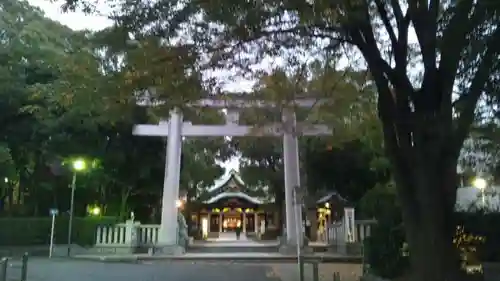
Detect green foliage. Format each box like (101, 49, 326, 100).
(456, 212, 500, 263)
(56, 0, 500, 278)
(360, 188, 500, 277)
(359, 181, 408, 278)
(232, 65, 383, 205)
(364, 223, 409, 279)
(0, 1, 231, 221)
(0, 216, 117, 246)
(358, 181, 400, 222)
(306, 140, 390, 202)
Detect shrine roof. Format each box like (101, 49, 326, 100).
(316, 191, 348, 204)
(200, 169, 274, 204)
(207, 169, 245, 192)
(203, 191, 264, 205)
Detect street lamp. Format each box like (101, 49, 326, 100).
(472, 177, 487, 207)
(90, 207, 101, 216)
(67, 159, 86, 256)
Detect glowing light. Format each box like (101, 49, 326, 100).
(72, 159, 86, 171)
(473, 177, 487, 190)
(90, 207, 101, 216)
(201, 217, 208, 238)
(176, 199, 183, 208)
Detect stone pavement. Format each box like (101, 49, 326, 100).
(198, 232, 278, 247)
(212, 232, 249, 241)
(18, 258, 283, 281)
(73, 252, 362, 263)
(268, 263, 363, 281)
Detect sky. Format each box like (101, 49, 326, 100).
(28, 0, 241, 172)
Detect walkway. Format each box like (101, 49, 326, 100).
(17, 259, 281, 281)
(195, 232, 278, 247)
(18, 259, 362, 281)
(213, 232, 248, 242)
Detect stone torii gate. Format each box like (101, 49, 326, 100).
(133, 96, 331, 253)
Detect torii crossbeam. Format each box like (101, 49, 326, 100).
(133, 96, 332, 253)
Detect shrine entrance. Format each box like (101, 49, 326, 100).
(186, 170, 278, 239)
(222, 211, 241, 232)
(133, 95, 332, 248)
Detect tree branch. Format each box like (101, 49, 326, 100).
(452, 27, 500, 154)
(347, 3, 415, 154)
(438, 0, 479, 98)
(374, 0, 398, 56)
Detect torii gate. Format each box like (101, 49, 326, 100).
(133, 96, 331, 252)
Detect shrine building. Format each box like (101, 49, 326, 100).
(188, 170, 279, 238)
(186, 169, 349, 241)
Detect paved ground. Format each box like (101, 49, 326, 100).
(4, 258, 362, 281)
(212, 232, 249, 242)
(73, 252, 361, 264)
(268, 263, 362, 281)
(197, 233, 277, 247)
(5, 259, 280, 281)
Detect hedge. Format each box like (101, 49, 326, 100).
(364, 212, 500, 279)
(0, 216, 118, 246)
(456, 212, 500, 262)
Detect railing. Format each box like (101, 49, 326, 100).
(326, 219, 376, 244)
(95, 224, 127, 245)
(355, 219, 375, 241)
(95, 222, 160, 248)
(137, 224, 160, 247)
(326, 221, 344, 243)
(95, 219, 375, 248)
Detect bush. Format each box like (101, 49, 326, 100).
(456, 212, 500, 262)
(359, 182, 409, 278)
(0, 216, 118, 246)
(364, 221, 409, 278)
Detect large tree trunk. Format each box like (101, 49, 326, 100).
(394, 163, 463, 281)
(380, 107, 468, 281)
(357, 43, 468, 280)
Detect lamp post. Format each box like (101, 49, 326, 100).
(67, 159, 86, 256)
(472, 177, 487, 208)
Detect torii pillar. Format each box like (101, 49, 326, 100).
(158, 109, 183, 251)
(282, 107, 303, 248)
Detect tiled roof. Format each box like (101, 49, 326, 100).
(206, 169, 245, 192)
(203, 191, 264, 204)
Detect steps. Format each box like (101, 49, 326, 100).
(187, 244, 278, 253)
(187, 233, 279, 253)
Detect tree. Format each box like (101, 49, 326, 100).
(234, 64, 386, 200)
(58, 0, 500, 279)
(306, 139, 391, 203)
(0, 0, 229, 220)
(231, 63, 385, 229)
(0, 0, 104, 215)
